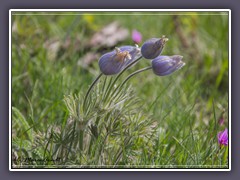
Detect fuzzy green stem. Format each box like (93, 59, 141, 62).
(112, 66, 152, 99)
(104, 56, 143, 101)
(84, 55, 142, 111)
(115, 56, 143, 84)
(119, 66, 152, 89)
(83, 73, 103, 112)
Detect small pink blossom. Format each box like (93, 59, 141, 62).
(132, 30, 142, 44)
(217, 128, 228, 146)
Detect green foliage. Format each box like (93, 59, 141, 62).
(61, 76, 157, 166)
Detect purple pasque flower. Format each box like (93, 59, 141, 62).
(151, 55, 185, 76)
(141, 35, 168, 59)
(98, 45, 141, 75)
(132, 30, 142, 44)
(218, 128, 228, 146)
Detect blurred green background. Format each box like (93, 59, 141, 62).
(11, 11, 229, 168)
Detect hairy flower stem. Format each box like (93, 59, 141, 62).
(112, 66, 152, 100)
(83, 73, 103, 112)
(117, 56, 143, 80)
(119, 66, 152, 89)
(104, 56, 143, 101)
(84, 56, 142, 111)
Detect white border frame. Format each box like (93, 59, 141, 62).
(9, 9, 231, 171)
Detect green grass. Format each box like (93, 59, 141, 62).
(11, 11, 229, 169)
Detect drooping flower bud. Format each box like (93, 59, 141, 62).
(98, 45, 141, 75)
(141, 36, 168, 59)
(151, 55, 185, 76)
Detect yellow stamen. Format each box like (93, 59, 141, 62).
(161, 35, 169, 43)
(114, 51, 131, 62)
(115, 47, 121, 53)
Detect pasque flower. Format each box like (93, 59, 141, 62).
(98, 45, 141, 75)
(151, 55, 185, 76)
(132, 30, 142, 44)
(141, 36, 168, 59)
(218, 128, 228, 146)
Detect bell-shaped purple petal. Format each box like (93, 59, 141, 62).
(151, 55, 185, 76)
(141, 36, 168, 59)
(98, 52, 126, 75)
(218, 128, 228, 146)
(98, 45, 141, 75)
